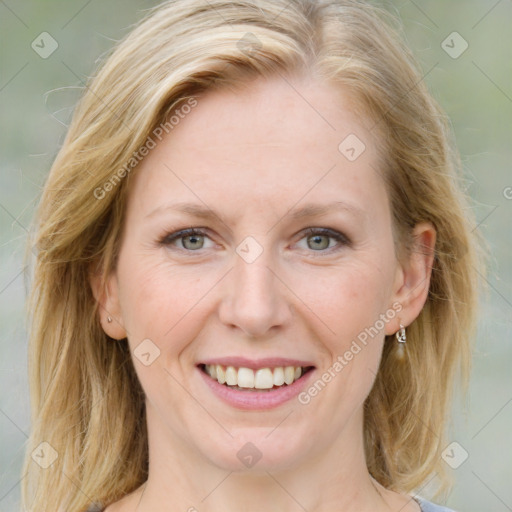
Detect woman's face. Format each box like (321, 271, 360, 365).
(99, 76, 433, 473)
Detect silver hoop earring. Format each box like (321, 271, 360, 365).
(395, 323, 406, 359)
(107, 316, 112, 323)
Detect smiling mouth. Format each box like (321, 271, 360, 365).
(199, 364, 315, 391)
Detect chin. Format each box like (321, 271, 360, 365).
(195, 428, 310, 473)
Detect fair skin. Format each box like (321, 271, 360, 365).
(92, 75, 435, 512)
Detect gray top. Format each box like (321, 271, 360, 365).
(87, 496, 457, 511)
(415, 496, 457, 511)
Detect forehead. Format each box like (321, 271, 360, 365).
(127, 75, 387, 222)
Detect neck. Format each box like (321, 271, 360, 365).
(127, 403, 392, 512)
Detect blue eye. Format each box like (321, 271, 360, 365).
(160, 227, 350, 254)
(298, 227, 350, 253)
(161, 228, 212, 251)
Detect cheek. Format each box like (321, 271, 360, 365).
(292, 257, 395, 347)
(295, 265, 392, 429)
(116, 251, 220, 359)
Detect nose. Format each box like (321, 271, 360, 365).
(217, 246, 293, 338)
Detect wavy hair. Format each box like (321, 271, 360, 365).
(22, 0, 483, 510)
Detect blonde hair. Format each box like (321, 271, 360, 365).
(22, 0, 483, 510)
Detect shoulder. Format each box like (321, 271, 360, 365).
(85, 504, 104, 512)
(415, 496, 459, 512)
(86, 497, 459, 512)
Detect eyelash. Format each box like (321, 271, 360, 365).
(160, 227, 351, 255)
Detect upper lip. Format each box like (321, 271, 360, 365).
(198, 357, 315, 370)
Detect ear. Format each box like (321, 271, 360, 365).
(89, 263, 127, 340)
(385, 222, 436, 335)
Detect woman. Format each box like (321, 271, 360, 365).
(22, 0, 482, 511)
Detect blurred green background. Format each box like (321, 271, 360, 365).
(0, 1, 510, 511)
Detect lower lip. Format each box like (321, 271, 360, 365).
(197, 366, 315, 410)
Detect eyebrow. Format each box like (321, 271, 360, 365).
(146, 200, 365, 223)
(287, 201, 364, 220)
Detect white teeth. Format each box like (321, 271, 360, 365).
(254, 368, 274, 389)
(273, 367, 285, 386)
(216, 365, 226, 384)
(237, 367, 254, 388)
(284, 366, 295, 385)
(225, 366, 237, 386)
(203, 364, 309, 389)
